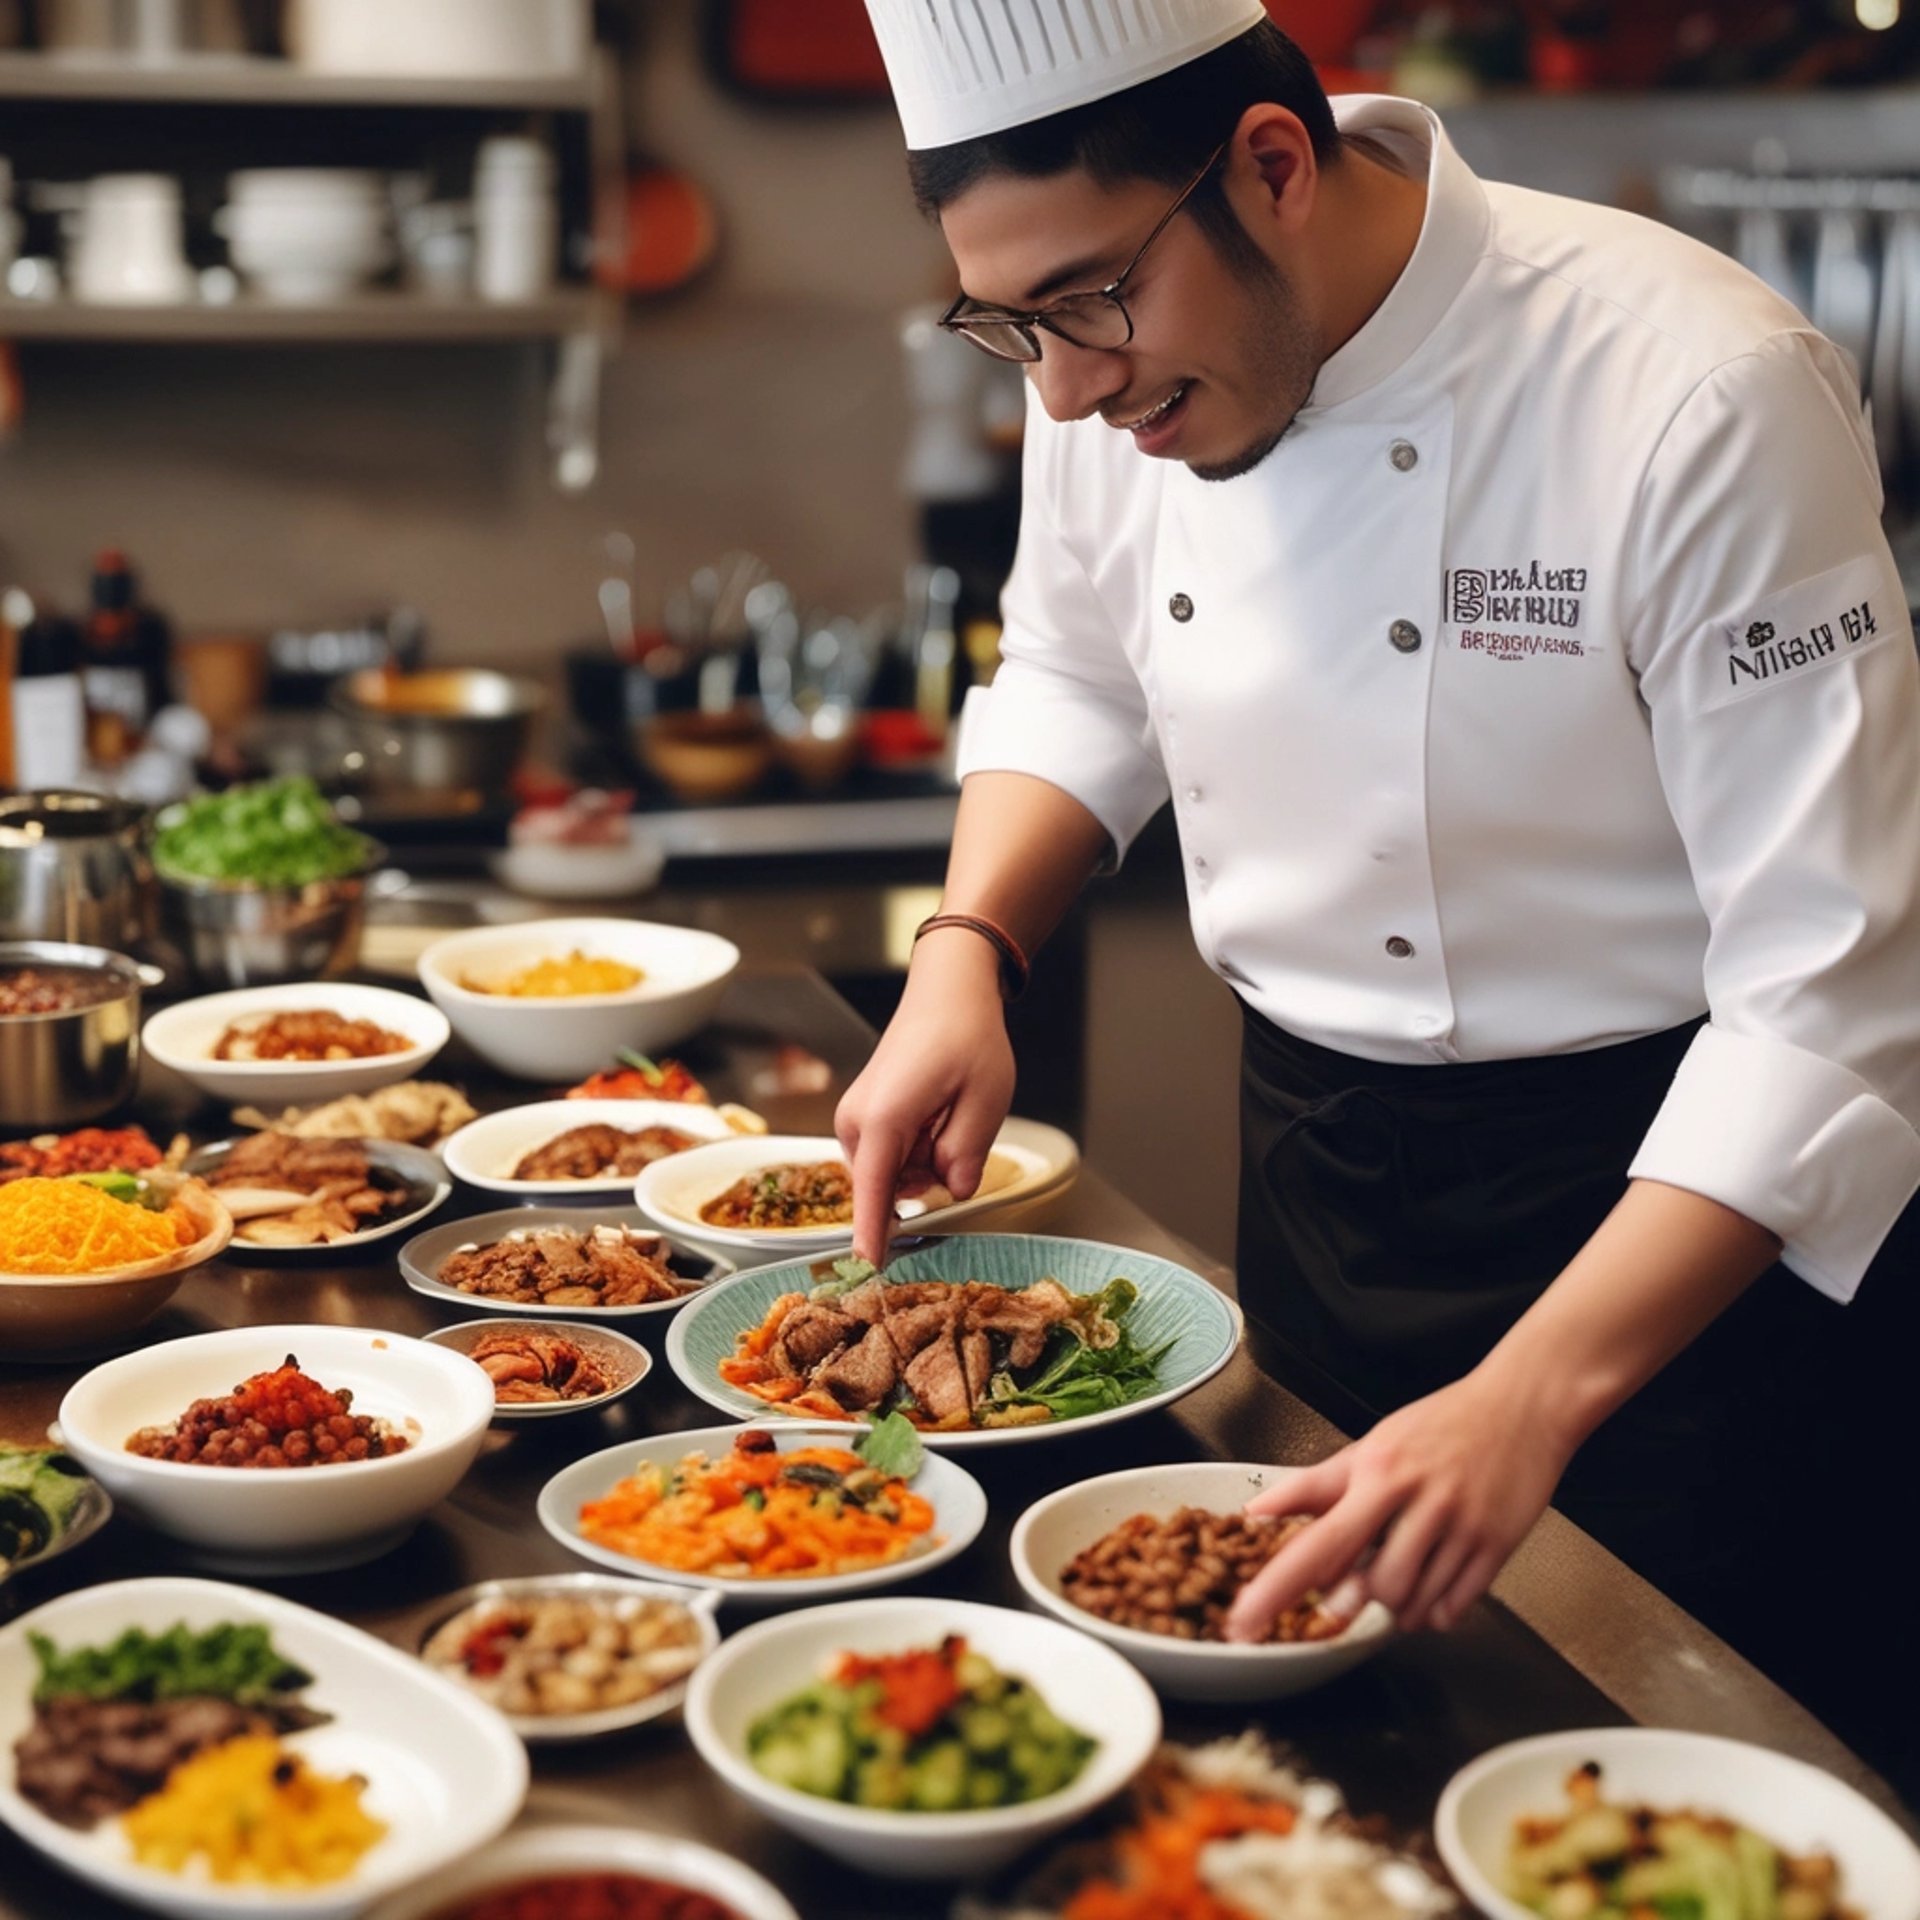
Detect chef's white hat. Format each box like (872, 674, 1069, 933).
(867, 0, 1270, 152)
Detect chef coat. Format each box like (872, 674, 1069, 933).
(955, 93, 1920, 1305)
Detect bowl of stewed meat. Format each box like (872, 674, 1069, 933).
(1009, 1460, 1395, 1702)
(55, 1324, 494, 1572)
(439, 1098, 735, 1200)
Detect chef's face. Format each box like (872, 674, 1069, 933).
(939, 162, 1320, 481)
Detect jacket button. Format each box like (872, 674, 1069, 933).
(1385, 935, 1415, 959)
(1169, 593, 1194, 623)
(1390, 440, 1419, 472)
(1389, 619, 1422, 653)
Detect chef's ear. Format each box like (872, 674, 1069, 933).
(1228, 104, 1320, 242)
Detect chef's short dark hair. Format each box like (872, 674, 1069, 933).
(905, 20, 1340, 257)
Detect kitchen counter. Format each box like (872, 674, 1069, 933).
(0, 967, 1908, 1920)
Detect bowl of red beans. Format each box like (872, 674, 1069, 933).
(55, 1322, 494, 1573)
(360, 1823, 798, 1920)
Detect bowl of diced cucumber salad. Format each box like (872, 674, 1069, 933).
(683, 1595, 1161, 1880)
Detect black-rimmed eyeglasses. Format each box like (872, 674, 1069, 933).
(939, 142, 1230, 365)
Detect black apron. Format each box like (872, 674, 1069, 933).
(1235, 999, 1919, 1797)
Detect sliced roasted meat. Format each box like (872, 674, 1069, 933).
(904, 1330, 974, 1425)
(814, 1323, 901, 1410)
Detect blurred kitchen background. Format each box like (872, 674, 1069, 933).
(3, 0, 1919, 1263)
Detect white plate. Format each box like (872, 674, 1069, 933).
(143, 982, 450, 1109)
(182, 1136, 451, 1255)
(633, 1118, 1079, 1256)
(683, 1595, 1161, 1881)
(537, 1421, 989, 1603)
(0, 1575, 527, 1920)
(399, 1205, 734, 1321)
(412, 1573, 719, 1742)
(441, 1098, 735, 1199)
(487, 822, 666, 901)
(1010, 1461, 1395, 1702)
(1439, 1728, 1920, 1920)
(420, 1317, 652, 1420)
(362, 1823, 797, 1920)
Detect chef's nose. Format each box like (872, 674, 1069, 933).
(1027, 337, 1130, 424)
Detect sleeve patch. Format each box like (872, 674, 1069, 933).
(1704, 553, 1900, 712)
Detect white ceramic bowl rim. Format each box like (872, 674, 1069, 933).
(418, 918, 740, 1009)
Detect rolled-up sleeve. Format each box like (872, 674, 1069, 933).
(1624, 331, 1920, 1300)
(956, 399, 1168, 864)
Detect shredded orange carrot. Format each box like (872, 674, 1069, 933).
(0, 1177, 192, 1274)
(1060, 1782, 1298, 1920)
(577, 1436, 936, 1580)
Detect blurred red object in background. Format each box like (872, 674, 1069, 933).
(1262, 0, 1381, 68)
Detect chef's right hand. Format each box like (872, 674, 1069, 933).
(836, 927, 1016, 1265)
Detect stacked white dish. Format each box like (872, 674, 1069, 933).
(218, 170, 391, 304)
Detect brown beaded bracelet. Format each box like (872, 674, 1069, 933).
(912, 911, 1031, 1001)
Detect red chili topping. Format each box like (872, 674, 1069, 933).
(833, 1634, 967, 1740)
(432, 1873, 746, 1920)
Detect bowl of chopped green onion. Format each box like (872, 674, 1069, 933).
(152, 777, 384, 989)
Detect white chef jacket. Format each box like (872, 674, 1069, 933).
(956, 93, 1920, 1304)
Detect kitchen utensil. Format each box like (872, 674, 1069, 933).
(67, 173, 193, 305)
(332, 668, 543, 793)
(41, 0, 245, 56)
(597, 163, 720, 296)
(0, 938, 160, 1130)
(1811, 206, 1878, 390)
(156, 839, 384, 989)
(218, 168, 391, 304)
(286, 0, 588, 78)
(474, 136, 557, 304)
(0, 789, 152, 950)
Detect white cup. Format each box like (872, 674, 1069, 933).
(474, 137, 556, 304)
(70, 173, 193, 304)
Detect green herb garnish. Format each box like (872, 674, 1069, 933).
(152, 776, 374, 888)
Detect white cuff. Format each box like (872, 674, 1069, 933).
(1628, 1023, 1920, 1302)
(954, 671, 1168, 869)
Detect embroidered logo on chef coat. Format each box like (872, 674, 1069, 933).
(1707, 553, 1898, 711)
(1447, 561, 1592, 661)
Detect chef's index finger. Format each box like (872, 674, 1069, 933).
(847, 1116, 910, 1267)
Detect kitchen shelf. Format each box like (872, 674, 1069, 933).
(0, 51, 596, 111)
(0, 289, 610, 344)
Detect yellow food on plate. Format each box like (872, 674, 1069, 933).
(122, 1734, 386, 1886)
(464, 951, 645, 998)
(0, 1176, 193, 1274)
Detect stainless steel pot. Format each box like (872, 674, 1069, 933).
(157, 840, 386, 990)
(0, 791, 154, 951)
(0, 939, 160, 1130)
(330, 668, 543, 794)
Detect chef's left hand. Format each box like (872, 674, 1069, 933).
(1223, 1368, 1577, 1640)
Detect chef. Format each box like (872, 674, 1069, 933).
(837, 0, 1920, 1778)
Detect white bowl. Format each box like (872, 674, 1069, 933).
(487, 822, 667, 902)
(412, 1573, 719, 1742)
(1010, 1461, 1395, 1702)
(361, 1823, 796, 1920)
(417, 917, 739, 1082)
(56, 1324, 495, 1573)
(0, 1575, 527, 1920)
(684, 1595, 1160, 1880)
(1437, 1728, 1920, 1920)
(441, 1098, 735, 1199)
(142, 982, 449, 1109)
(183, 1137, 450, 1256)
(537, 1421, 989, 1603)
(420, 1317, 652, 1421)
(634, 1123, 1079, 1256)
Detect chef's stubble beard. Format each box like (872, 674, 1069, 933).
(1186, 250, 1318, 484)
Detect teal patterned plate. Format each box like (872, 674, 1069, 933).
(664, 1233, 1242, 1450)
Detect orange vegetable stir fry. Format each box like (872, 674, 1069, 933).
(576, 1429, 935, 1579)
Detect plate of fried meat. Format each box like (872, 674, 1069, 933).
(184, 1134, 451, 1252)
